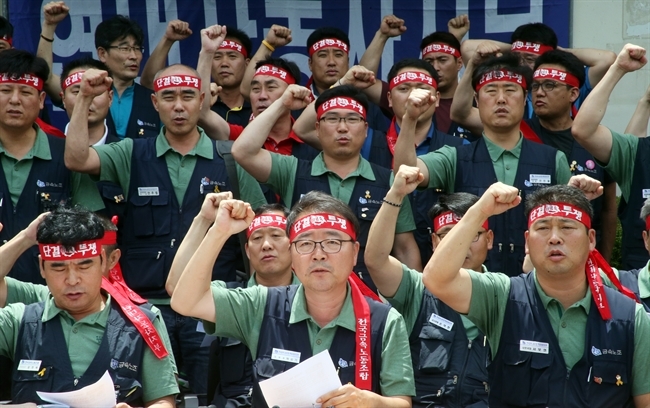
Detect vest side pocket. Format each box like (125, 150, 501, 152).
(418, 325, 455, 374)
(499, 343, 552, 406)
(122, 248, 166, 293)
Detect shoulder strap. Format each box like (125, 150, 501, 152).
(215, 140, 250, 277)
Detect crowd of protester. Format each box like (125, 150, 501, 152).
(0, 1, 650, 407)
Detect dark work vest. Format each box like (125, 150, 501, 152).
(489, 272, 636, 407)
(120, 137, 243, 298)
(12, 301, 154, 405)
(409, 290, 490, 408)
(0, 135, 71, 284)
(95, 132, 127, 222)
(522, 118, 607, 247)
(454, 138, 557, 276)
(251, 285, 389, 408)
(618, 268, 650, 312)
(292, 160, 393, 292)
(619, 138, 650, 270)
(106, 83, 159, 140)
(211, 281, 254, 408)
(366, 124, 465, 267)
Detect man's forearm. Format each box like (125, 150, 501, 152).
(232, 99, 287, 158)
(291, 101, 322, 149)
(392, 116, 418, 174)
(166, 215, 213, 296)
(141, 37, 176, 90)
(450, 61, 483, 134)
(37, 23, 62, 105)
(196, 50, 230, 140)
(240, 45, 272, 99)
(624, 96, 650, 137)
(64, 96, 94, 172)
(359, 31, 388, 75)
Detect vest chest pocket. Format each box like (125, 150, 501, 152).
(589, 360, 631, 404)
(499, 343, 552, 406)
(129, 192, 171, 237)
(356, 203, 380, 224)
(254, 357, 297, 381)
(122, 248, 166, 293)
(418, 324, 455, 374)
(36, 187, 69, 213)
(12, 365, 54, 394)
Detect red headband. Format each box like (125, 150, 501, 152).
(528, 202, 638, 320)
(39, 240, 101, 261)
(421, 43, 461, 58)
(646, 215, 650, 232)
(1, 35, 12, 46)
(475, 69, 527, 92)
(533, 68, 580, 88)
(253, 64, 296, 85)
(289, 213, 356, 241)
(62, 70, 85, 91)
(316, 96, 366, 120)
(218, 39, 248, 58)
(247, 214, 288, 239)
(0, 73, 43, 91)
(433, 211, 489, 233)
(100, 231, 117, 246)
(153, 75, 201, 92)
(309, 38, 349, 57)
(389, 71, 437, 91)
(511, 41, 553, 56)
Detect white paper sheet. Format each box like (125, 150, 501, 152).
(259, 350, 342, 408)
(36, 371, 117, 408)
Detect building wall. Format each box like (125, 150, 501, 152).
(572, 0, 650, 133)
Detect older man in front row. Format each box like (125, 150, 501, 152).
(424, 181, 650, 407)
(171, 191, 415, 407)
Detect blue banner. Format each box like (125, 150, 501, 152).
(9, 0, 569, 129)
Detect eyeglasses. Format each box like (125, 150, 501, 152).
(318, 115, 365, 125)
(292, 239, 354, 254)
(435, 231, 485, 242)
(106, 45, 145, 54)
(531, 81, 571, 92)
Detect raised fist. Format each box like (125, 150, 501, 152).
(43, 1, 69, 26)
(165, 20, 192, 42)
(265, 25, 292, 48)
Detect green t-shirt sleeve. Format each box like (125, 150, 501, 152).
(385, 265, 424, 333)
(632, 303, 650, 396)
(207, 285, 268, 358)
(555, 150, 572, 184)
(235, 164, 267, 209)
(93, 138, 134, 197)
(5, 278, 51, 305)
(140, 310, 180, 402)
(69, 172, 105, 212)
(0, 303, 24, 359)
(600, 129, 639, 201)
(267, 153, 298, 205)
(466, 270, 511, 357)
(420, 146, 457, 191)
(387, 173, 416, 233)
(379, 308, 416, 397)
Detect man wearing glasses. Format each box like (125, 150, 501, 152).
(171, 191, 415, 407)
(232, 85, 420, 292)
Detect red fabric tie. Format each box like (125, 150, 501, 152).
(348, 275, 373, 390)
(108, 264, 147, 305)
(101, 277, 168, 359)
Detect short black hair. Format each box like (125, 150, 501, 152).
(287, 191, 360, 241)
(224, 26, 252, 58)
(420, 31, 461, 55)
(255, 203, 290, 218)
(254, 57, 301, 85)
(387, 58, 439, 84)
(95, 15, 144, 50)
(314, 85, 369, 115)
(38, 206, 105, 249)
(511, 23, 557, 48)
(0, 49, 49, 83)
(307, 27, 350, 50)
(525, 185, 594, 228)
(428, 192, 480, 225)
(533, 49, 585, 88)
(0, 16, 14, 40)
(471, 52, 533, 92)
(60, 57, 111, 89)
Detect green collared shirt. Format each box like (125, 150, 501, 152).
(596, 129, 640, 202)
(268, 152, 415, 233)
(420, 134, 572, 191)
(0, 295, 179, 402)
(466, 269, 650, 395)
(92, 126, 266, 207)
(387, 264, 486, 341)
(206, 283, 416, 397)
(637, 261, 650, 302)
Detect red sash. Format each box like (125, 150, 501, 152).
(348, 274, 374, 390)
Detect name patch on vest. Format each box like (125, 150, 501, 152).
(429, 313, 454, 331)
(137, 187, 160, 196)
(17, 359, 41, 371)
(643, 189, 650, 199)
(519, 340, 549, 354)
(271, 348, 301, 364)
(529, 174, 551, 185)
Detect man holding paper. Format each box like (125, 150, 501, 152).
(171, 192, 415, 407)
(0, 206, 178, 407)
